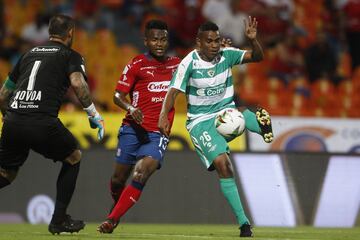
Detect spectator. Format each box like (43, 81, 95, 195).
(304, 30, 340, 84)
(21, 13, 50, 46)
(0, 33, 25, 66)
(337, 0, 360, 70)
(46, 0, 74, 16)
(245, 0, 294, 46)
(0, 0, 4, 43)
(113, 14, 145, 51)
(202, 0, 247, 47)
(96, 0, 124, 30)
(120, 0, 154, 27)
(268, 30, 304, 84)
(321, 0, 343, 57)
(74, 0, 100, 33)
(166, 0, 204, 50)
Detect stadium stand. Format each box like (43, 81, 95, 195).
(1, 0, 359, 118)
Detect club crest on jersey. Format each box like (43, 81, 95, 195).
(207, 69, 215, 77)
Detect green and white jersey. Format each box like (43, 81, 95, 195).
(170, 47, 246, 131)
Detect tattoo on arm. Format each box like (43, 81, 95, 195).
(0, 85, 14, 116)
(69, 72, 93, 108)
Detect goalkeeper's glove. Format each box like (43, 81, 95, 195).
(84, 103, 105, 140)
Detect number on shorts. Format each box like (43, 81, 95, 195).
(159, 136, 169, 151)
(199, 131, 212, 147)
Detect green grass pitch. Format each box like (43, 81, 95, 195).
(0, 223, 359, 240)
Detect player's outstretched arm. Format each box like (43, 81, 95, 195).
(158, 88, 181, 137)
(0, 77, 15, 117)
(242, 16, 264, 64)
(70, 71, 105, 140)
(113, 90, 143, 124)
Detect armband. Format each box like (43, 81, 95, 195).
(4, 77, 16, 90)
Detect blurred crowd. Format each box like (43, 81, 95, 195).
(0, 0, 359, 117)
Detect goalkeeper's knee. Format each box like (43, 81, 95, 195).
(0, 167, 18, 183)
(65, 149, 82, 165)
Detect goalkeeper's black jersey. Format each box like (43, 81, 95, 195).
(6, 41, 86, 120)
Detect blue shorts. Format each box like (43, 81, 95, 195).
(115, 125, 169, 168)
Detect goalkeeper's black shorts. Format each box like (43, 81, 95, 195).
(0, 118, 78, 170)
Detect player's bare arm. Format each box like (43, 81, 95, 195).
(69, 71, 93, 108)
(242, 16, 264, 63)
(158, 87, 181, 137)
(0, 78, 15, 116)
(114, 90, 143, 124)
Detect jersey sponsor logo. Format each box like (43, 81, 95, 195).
(140, 66, 156, 70)
(31, 47, 60, 53)
(151, 96, 164, 103)
(196, 84, 225, 97)
(10, 90, 42, 109)
(166, 64, 179, 69)
(196, 70, 204, 76)
(132, 91, 139, 107)
(147, 81, 169, 92)
(133, 59, 143, 65)
(10, 101, 18, 109)
(13, 90, 42, 101)
(118, 80, 130, 87)
(122, 65, 130, 75)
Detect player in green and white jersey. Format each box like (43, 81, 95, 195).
(159, 17, 272, 237)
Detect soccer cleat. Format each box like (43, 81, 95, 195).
(48, 215, 85, 235)
(108, 203, 120, 228)
(97, 218, 117, 234)
(239, 223, 253, 237)
(255, 107, 273, 143)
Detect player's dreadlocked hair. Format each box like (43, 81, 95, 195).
(145, 19, 168, 36)
(197, 21, 219, 36)
(49, 14, 75, 39)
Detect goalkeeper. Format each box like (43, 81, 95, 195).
(159, 17, 272, 237)
(0, 14, 104, 235)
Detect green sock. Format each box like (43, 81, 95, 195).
(219, 178, 249, 226)
(242, 109, 261, 134)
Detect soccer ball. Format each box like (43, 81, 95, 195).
(215, 108, 245, 141)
